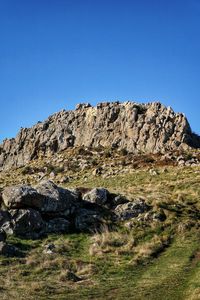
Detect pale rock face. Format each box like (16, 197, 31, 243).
(0, 101, 199, 170)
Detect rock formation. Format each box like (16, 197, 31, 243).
(0, 181, 152, 248)
(0, 101, 200, 171)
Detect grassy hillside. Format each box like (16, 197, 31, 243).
(1, 150, 200, 299)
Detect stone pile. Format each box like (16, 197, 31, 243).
(0, 181, 155, 256)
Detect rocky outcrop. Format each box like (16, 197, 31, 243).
(0, 181, 158, 241)
(2, 180, 80, 214)
(0, 101, 199, 171)
(0, 181, 113, 238)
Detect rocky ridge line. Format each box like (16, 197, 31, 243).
(0, 101, 200, 171)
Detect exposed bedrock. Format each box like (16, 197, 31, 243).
(0, 101, 199, 170)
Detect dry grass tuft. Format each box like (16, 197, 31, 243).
(89, 228, 136, 256)
(130, 234, 170, 265)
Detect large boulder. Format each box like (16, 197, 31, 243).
(114, 198, 151, 221)
(9, 208, 44, 238)
(35, 180, 80, 214)
(2, 185, 45, 209)
(2, 181, 80, 215)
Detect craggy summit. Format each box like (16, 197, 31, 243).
(0, 101, 200, 170)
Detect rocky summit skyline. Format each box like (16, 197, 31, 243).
(0, 101, 200, 171)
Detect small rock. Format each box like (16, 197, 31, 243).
(65, 270, 82, 282)
(43, 243, 56, 254)
(83, 188, 109, 206)
(111, 195, 129, 207)
(115, 198, 151, 221)
(149, 169, 159, 176)
(152, 209, 166, 222)
(49, 172, 55, 179)
(92, 168, 102, 176)
(59, 176, 69, 184)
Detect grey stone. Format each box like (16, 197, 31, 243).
(65, 270, 82, 282)
(2, 181, 80, 215)
(111, 195, 129, 207)
(75, 209, 103, 232)
(35, 180, 80, 213)
(43, 243, 56, 254)
(83, 188, 109, 206)
(2, 185, 45, 209)
(9, 208, 44, 238)
(115, 198, 151, 221)
(45, 218, 70, 233)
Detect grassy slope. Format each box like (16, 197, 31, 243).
(1, 162, 200, 299)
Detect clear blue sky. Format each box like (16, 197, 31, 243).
(0, 0, 200, 142)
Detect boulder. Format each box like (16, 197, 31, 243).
(110, 195, 129, 207)
(2, 181, 80, 216)
(45, 218, 70, 233)
(75, 208, 103, 232)
(83, 188, 109, 206)
(35, 180, 80, 213)
(114, 198, 151, 221)
(2, 185, 45, 209)
(9, 208, 44, 238)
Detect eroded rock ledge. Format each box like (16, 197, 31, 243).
(0, 101, 199, 171)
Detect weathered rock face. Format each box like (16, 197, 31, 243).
(35, 180, 80, 214)
(9, 208, 44, 237)
(2, 185, 45, 209)
(114, 198, 151, 221)
(3, 180, 80, 214)
(0, 101, 199, 170)
(0, 181, 115, 237)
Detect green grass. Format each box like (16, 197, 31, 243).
(0, 227, 200, 299)
(1, 154, 200, 299)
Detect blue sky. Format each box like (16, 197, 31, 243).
(0, 0, 200, 142)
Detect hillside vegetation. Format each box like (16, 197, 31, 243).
(0, 148, 200, 299)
